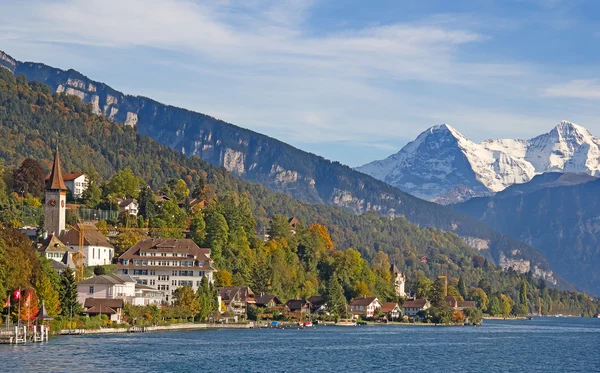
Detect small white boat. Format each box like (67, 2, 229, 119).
(335, 319, 356, 327)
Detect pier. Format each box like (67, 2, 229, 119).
(0, 325, 50, 344)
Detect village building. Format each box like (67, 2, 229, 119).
(61, 224, 114, 267)
(116, 238, 216, 304)
(218, 286, 256, 315)
(380, 302, 401, 320)
(117, 198, 139, 216)
(445, 296, 477, 310)
(39, 234, 76, 261)
(83, 298, 125, 323)
(285, 299, 312, 315)
(77, 274, 162, 306)
(44, 147, 68, 236)
(307, 295, 327, 314)
(255, 295, 284, 309)
(350, 297, 382, 319)
(390, 263, 406, 297)
(402, 299, 430, 317)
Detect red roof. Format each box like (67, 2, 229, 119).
(380, 302, 400, 313)
(402, 299, 428, 308)
(46, 173, 85, 181)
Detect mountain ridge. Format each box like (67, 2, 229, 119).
(357, 120, 600, 203)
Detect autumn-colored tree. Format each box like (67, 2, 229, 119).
(35, 274, 61, 317)
(371, 251, 391, 282)
(214, 269, 233, 287)
(18, 288, 39, 324)
(114, 230, 144, 255)
(12, 158, 45, 198)
(308, 224, 334, 251)
(451, 310, 466, 324)
(500, 294, 514, 318)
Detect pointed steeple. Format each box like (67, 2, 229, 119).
(47, 144, 67, 191)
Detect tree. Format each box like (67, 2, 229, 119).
(59, 268, 82, 316)
(457, 276, 467, 300)
(489, 296, 501, 316)
(416, 276, 433, 300)
(18, 288, 39, 323)
(107, 168, 141, 198)
(197, 277, 216, 322)
(203, 208, 229, 262)
(451, 310, 465, 324)
(324, 276, 347, 318)
(501, 294, 514, 318)
(519, 279, 529, 315)
(268, 215, 293, 242)
(138, 186, 157, 220)
(468, 288, 489, 311)
(173, 286, 199, 320)
(35, 275, 61, 317)
(189, 210, 206, 246)
(82, 181, 102, 208)
(13, 158, 45, 198)
(214, 269, 232, 287)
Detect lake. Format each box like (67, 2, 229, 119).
(2, 318, 599, 372)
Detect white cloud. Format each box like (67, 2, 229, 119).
(544, 79, 600, 100)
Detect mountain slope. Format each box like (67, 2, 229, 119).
(357, 122, 600, 203)
(452, 173, 600, 293)
(0, 50, 557, 283)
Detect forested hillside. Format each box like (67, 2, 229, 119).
(0, 50, 555, 278)
(453, 174, 600, 294)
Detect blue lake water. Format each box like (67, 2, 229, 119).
(2, 318, 599, 372)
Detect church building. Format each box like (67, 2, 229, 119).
(45, 147, 68, 236)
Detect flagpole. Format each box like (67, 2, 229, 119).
(17, 287, 21, 333)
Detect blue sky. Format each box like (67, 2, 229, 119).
(1, 0, 600, 166)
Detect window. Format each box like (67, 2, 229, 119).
(150, 280, 156, 286)
(89, 286, 94, 294)
(122, 269, 128, 274)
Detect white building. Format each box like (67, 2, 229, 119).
(402, 299, 430, 317)
(61, 224, 114, 266)
(76, 274, 162, 307)
(117, 198, 139, 216)
(117, 238, 216, 304)
(391, 264, 406, 297)
(350, 297, 382, 318)
(63, 173, 88, 199)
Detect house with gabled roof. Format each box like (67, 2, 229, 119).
(255, 295, 283, 309)
(219, 286, 256, 315)
(350, 297, 382, 318)
(402, 299, 430, 317)
(83, 298, 125, 323)
(60, 223, 114, 267)
(380, 302, 401, 320)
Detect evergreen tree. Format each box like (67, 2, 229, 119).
(458, 276, 468, 300)
(519, 279, 529, 315)
(59, 268, 82, 316)
(203, 208, 229, 262)
(324, 276, 346, 318)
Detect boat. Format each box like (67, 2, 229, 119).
(335, 319, 357, 327)
(303, 321, 313, 327)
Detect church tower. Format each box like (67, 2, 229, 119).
(44, 146, 67, 236)
(390, 263, 406, 297)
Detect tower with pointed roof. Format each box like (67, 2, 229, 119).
(390, 263, 406, 297)
(45, 146, 67, 236)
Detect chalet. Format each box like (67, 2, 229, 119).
(219, 286, 256, 315)
(61, 224, 114, 266)
(350, 297, 382, 318)
(402, 299, 430, 317)
(380, 302, 401, 320)
(117, 198, 139, 216)
(307, 295, 327, 314)
(288, 217, 300, 235)
(83, 298, 124, 323)
(255, 295, 283, 309)
(285, 299, 312, 314)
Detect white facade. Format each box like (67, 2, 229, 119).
(117, 238, 216, 304)
(64, 174, 88, 199)
(77, 278, 136, 305)
(72, 245, 113, 267)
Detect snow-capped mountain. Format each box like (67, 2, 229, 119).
(356, 121, 600, 203)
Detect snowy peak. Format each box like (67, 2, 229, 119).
(357, 121, 600, 203)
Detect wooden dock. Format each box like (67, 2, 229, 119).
(0, 325, 50, 344)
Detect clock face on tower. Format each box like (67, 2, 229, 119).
(61, 200, 65, 208)
(48, 199, 56, 207)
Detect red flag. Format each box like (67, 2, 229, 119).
(13, 288, 20, 300)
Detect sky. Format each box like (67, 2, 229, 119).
(1, 0, 600, 167)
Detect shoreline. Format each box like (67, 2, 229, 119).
(56, 323, 253, 336)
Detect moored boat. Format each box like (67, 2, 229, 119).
(335, 319, 356, 327)
(303, 321, 313, 327)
